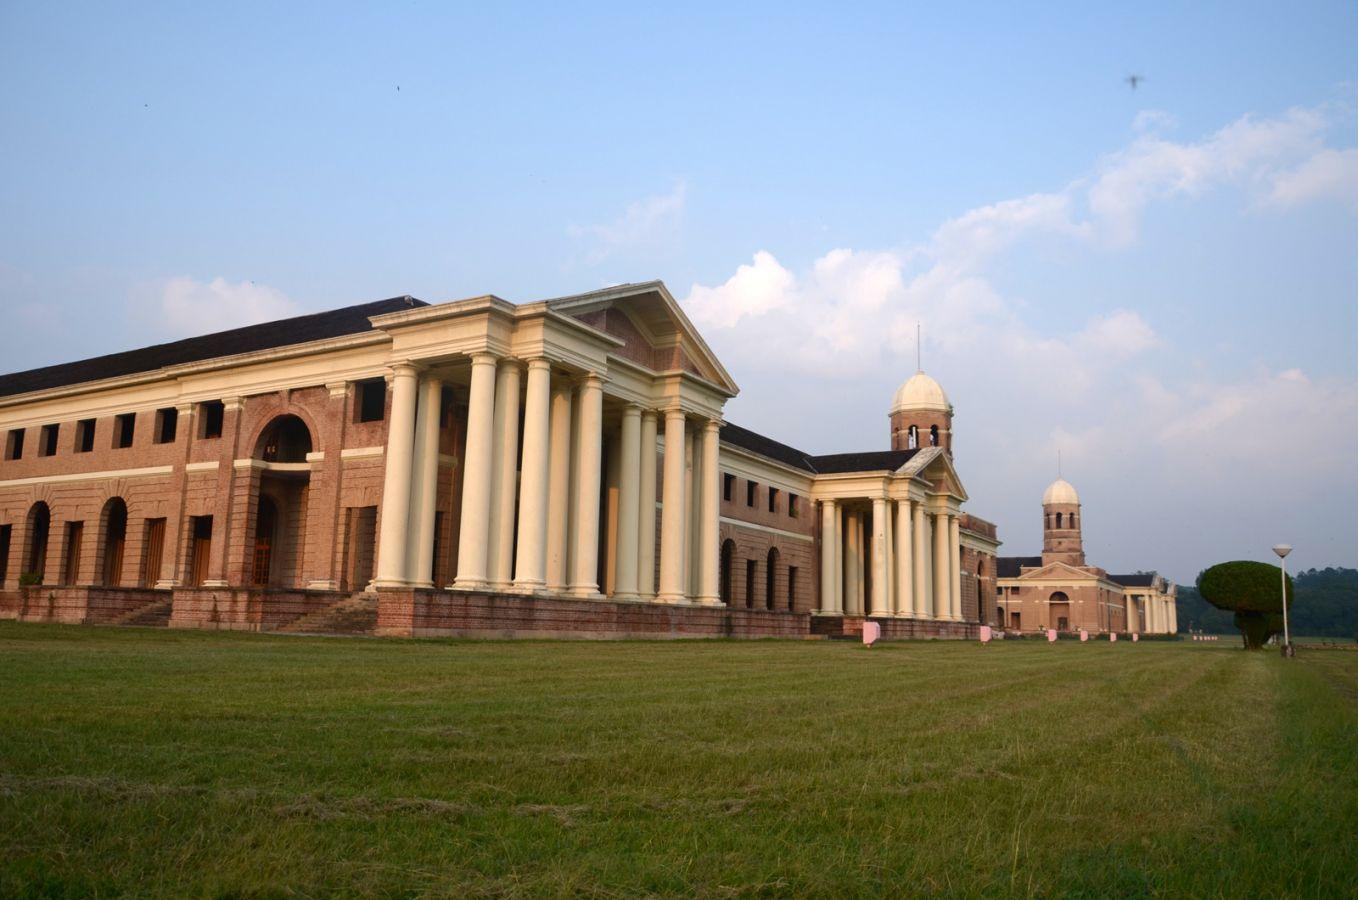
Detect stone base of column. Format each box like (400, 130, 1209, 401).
(450, 579, 489, 592)
(510, 581, 547, 595)
(569, 587, 605, 600)
(201, 580, 229, 589)
(306, 580, 340, 591)
(153, 579, 181, 590)
(371, 578, 412, 590)
(610, 591, 640, 602)
(694, 595, 723, 607)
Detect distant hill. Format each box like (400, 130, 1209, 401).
(1176, 567, 1358, 638)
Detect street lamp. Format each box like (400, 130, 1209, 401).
(1272, 544, 1293, 658)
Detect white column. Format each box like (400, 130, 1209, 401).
(833, 504, 844, 614)
(637, 410, 658, 600)
(602, 433, 621, 596)
(819, 500, 837, 614)
(912, 501, 928, 617)
(697, 420, 722, 605)
(895, 500, 914, 617)
(844, 511, 861, 615)
(569, 374, 604, 597)
(871, 497, 888, 618)
(613, 405, 642, 600)
(884, 499, 895, 615)
(658, 410, 687, 602)
(485, 359, 521, 590)
(406, 375, 442, 588)
(686, 429, 701, 598)
(453, 353, 498, 590)
(513, 359, 551, 592)
(950, 514, 962, 621)
(932, 512, 950, 621)
(545, 382, 572, 592)
(374, 363, 419, 587)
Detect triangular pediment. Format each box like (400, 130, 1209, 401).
(546, 282, 738, 395)
(901, 447, 968, 501)
(1018, 561, 1101, 582)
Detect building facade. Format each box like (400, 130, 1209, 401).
(995, 478, 1178, 635)
(0, 282, 994, 639)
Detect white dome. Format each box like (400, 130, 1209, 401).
(891, 371, 952, 414)
(1042, 478, 1080, 505)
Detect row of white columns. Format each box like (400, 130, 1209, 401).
(818, 498, 963, 620)
(373, 355, 722, 604)
(1142, 595, 1176, 634)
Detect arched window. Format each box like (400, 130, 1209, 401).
(765, 548, 780, 611)
(929, 425, 939, 446)
(99, 497, 128, 587)
(24, 501, 51, 582)
(907, 425, 918, 449)
(255, 415, 313, 462)
(1056, 512, 1063, 528)
(720, 540, 735, 605)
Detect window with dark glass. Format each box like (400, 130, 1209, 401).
(3, 429, 23, 461)
(114, 413, 136, 449)
(74, 420, 95, 453)
(357, 378, 386, 423)
(41, 423, 62, 456)
(199, 401, 225, 439)
(154, 408, 178, 444)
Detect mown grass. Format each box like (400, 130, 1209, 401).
(1, 623, 1355, 897)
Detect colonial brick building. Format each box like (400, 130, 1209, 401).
(0, 282, 997, 639)
(995, 478, 1178, 635)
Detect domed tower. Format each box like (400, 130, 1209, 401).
(890, 371, 954, 455)
(1041, 478, 1085, 567)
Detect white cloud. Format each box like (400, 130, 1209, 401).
(152, 276, 300, 337)
(1267, 148, 1358, 212)
(568, 181, 687, 264)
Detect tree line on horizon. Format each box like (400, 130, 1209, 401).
(1176, 566, 1358, 639)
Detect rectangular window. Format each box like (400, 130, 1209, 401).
(114, 412, 136, 449)
(788, 494, 799, 518)
(154, 408, 178, 444)
(745, 558, 756, 607)
(768, 487, 779, 513)
(199, 401, 225, 439)
(189, 516, 213, 585)
(62, 521, 84, 585)
(356, 378, 386, 423)
(4, 428, 23, 461)
(75, 419, 95, 453)
(787, 566, 798, 611)
(1011, 612, 1021, 630)
(746, 481, 757, 507)
(40, 424, 60, 457)
(722, 473, 735, 502)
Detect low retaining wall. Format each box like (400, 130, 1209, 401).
(812, 614, 979, 640)
(2, 586, 166, 625)
(169, 588, 346, 632)
(376, 589, 813, 639)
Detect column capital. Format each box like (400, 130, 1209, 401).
(325, 380, 349, 399)
(621, 403, 643, 418)
(524, 357, 551, 372)
(468, 351, 500, 368)
(578, 371, 605, 388)
(388, 361, 420, 379)
(702, 418, 721, 435)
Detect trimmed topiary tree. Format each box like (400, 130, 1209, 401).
(1197, 561, 1293, 650)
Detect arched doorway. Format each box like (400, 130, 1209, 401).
(1048, 590, 1071, 631)
(24, 502, 50, 583)
(765, 547, 779, 611)
(250, 415, 314, 589)
(720, 539, 735, 605)
(99, 498, 128, 587)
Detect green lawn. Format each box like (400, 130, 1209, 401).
(2, 624, 1355, 897)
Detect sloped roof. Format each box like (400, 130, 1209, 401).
(1110, 573, 1157, 588)
(0, 296, 427, 399)
(719, 423, 921, 476)
(997, 556, 1043, 578)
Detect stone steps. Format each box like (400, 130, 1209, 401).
(277, 594, 378, 636)
(110, 598, 173, 628)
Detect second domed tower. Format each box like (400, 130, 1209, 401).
(1041, 478, 1085, 567)
(890, 371, 954, 455)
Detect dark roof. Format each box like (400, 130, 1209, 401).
(719, 423, 922, 475)
(809, 449, 919, 474)
(1110, 573, 1157, 588)
(0, 296, 427, 400)
(719, 423, 816, 472)
(997, 556, 1043, 578)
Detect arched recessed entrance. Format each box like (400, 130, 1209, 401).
(249, 415, 315, 589)
(720, 539, 735, 605)
(99, 497, 128, 587)
(24, 502, 50, 583)
(1048, 590, 1071, 631)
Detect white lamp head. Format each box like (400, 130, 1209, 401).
(1272, 544, 1292, 559)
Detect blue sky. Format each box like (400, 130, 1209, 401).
(3, 3, 1356, 585)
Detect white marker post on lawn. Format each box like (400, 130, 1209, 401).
(1273, 544, 1293, 658)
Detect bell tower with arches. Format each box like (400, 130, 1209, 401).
(889, 370, 954, 455)
(1041, 478, 1085, 567)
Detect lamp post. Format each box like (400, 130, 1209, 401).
(1272, 544, 1293, 658)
